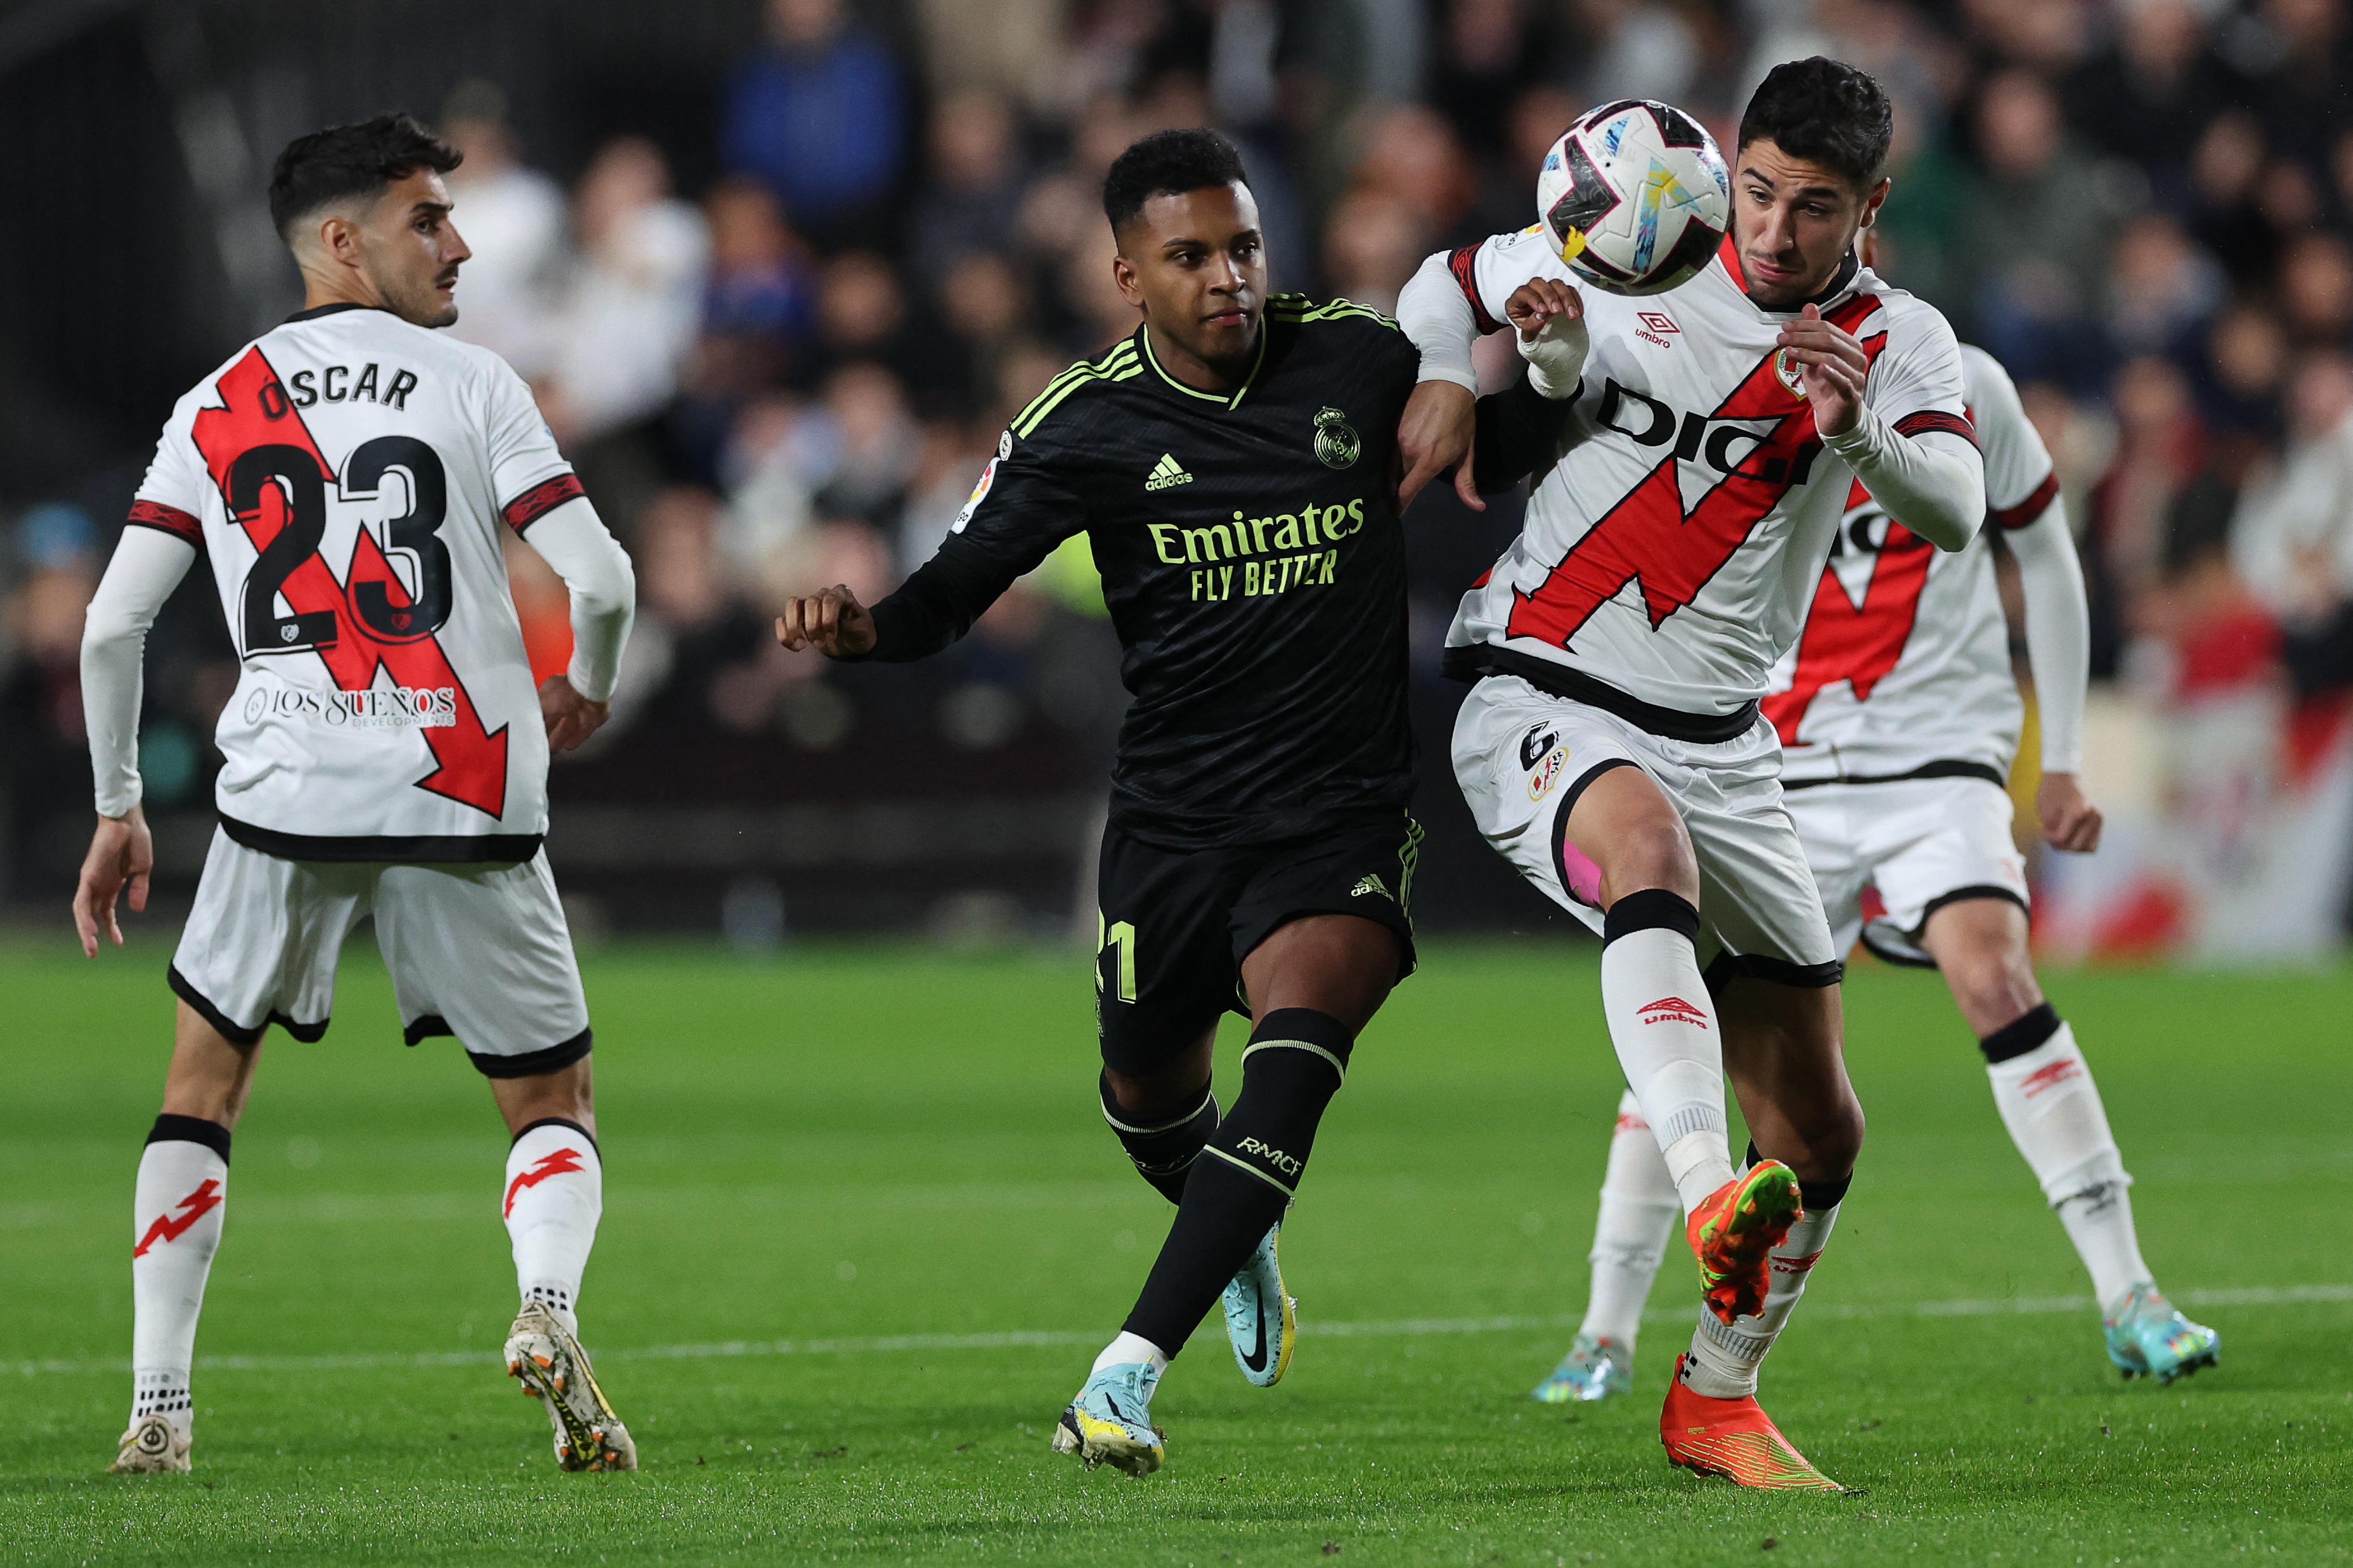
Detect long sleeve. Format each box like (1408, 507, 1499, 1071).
(517, 497, 636, 702)
(1397, 250, 1482, 391)
(1471, 372, 1577, 493)
(81, 527, 198, 817)
(2005, 497, 2090, 774)
(1820, 410, 1985, 552)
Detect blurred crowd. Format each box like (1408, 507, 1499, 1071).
(8, 0, 2353, 927)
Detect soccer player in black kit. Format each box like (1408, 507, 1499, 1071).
(779, 129, 1564, 1475)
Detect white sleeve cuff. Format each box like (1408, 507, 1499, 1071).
(1397, 250, 1481, 391)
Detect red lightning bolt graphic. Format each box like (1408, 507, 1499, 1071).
(191, 347, 509, 816)
(133, 1179, 224, 1258)
(1761, 481, 1936, 745)
(1505, 294, 1887, 651)
(504, 1148, 587, 1217)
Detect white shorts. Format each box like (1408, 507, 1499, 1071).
(1452, 675, 1841, 983)
(1784, 775, 2030, 968)
(168, 829, 591, 1077)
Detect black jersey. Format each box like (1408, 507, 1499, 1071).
(857, 295, 1557, 850)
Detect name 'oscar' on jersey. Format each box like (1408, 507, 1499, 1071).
(126, 302, 585, 858)
(1763, 345, 2060, 784)
(1441, 226, 1975, 718)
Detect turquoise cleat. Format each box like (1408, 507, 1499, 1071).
(2103, 1284, 2220, 1385)
(1224, 1224, 1296, 1387)
(1532, 1333, 1634, 1403)
(1052, 1362, 1166, 1475)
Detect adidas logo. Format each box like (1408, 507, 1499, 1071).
(1638, 996, 1709, 1028)
(1144, 453, 1193, 491)
(1349, 873, 1392, 902)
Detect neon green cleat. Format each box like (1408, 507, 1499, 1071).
(2104, 1284, 2220, 1385)
(1532, 1333, 1635, 1403)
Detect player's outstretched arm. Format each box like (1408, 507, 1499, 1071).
(1396, 250, 1484, 510)
(775, 585, 877, 658)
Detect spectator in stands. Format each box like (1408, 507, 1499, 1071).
(1321, 189, 1429, 314)
(439, 79, 566, 378)
(1954, 69, 2139, 387)
(723, 0, 908, 249)
(2062, 0, 2232, 200)
(540, 137, 711, 450)
(2231, 351, 2353, 693)
(909, 88, 1030, 281)
(1352, 104, 1482, 250)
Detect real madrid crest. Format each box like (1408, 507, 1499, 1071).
(1313, 406, 1360, 469)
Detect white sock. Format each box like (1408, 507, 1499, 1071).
(1578, 1090, 1680, 1347)
(131, 1131, 230, 1439)
(1092, 1330, 1169, 1375)
(503, 1122, 603, 1335)
(1680, 1198, 1841, 1399)
(1986, 1022, 2152, 1309)
(1598, 907, 1733, 1212)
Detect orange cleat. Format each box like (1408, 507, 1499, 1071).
(1661, 1354, 1844, 1491)
(1685, 1161, 1803, 1323)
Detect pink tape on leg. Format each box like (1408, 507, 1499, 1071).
(1560, 837, 1605, 908)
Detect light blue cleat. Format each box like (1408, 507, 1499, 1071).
(1052, 1362, 1165, 1475)
(1531, 1333, 1634, 1403)
(2103, 1284, 2220, 1385)
(1224, 1224, 1296, 1387)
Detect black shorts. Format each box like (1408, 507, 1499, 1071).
(1094, 813, 1422, 1076)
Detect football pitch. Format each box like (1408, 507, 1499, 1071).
(3, 938, 2348, 1565)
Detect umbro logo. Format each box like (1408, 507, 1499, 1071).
(1349, 873, 1392, 902)
(1638, 996, 1709, 1028)
(1636, 311, 1680, 348)
(1144, 453, 1193, 491)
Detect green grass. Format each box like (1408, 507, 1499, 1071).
(2, 938, 2349, 1565)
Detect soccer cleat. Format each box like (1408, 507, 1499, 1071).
(108, 1415, 190, 1474)
(504, 1302, 637, 1472)
(1660, 1353, 1843, 1491)
(2103, 1284, 2220, 1385)
(1051, 1361, 1165, 1475)
(1686, 1162, 1804, 1325)
(1531, 1333, 1634, 1403)
(1224, 1224, 1296, 1387)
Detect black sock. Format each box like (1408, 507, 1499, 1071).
(1120, 1009, 1352, 1355)
(1099, 1072, 1218, 1205)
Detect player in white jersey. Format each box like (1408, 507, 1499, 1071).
(1393, 61, 1987, 1490)
(1533, 336, 2219, 1405)
(72, 115, 640, 1475)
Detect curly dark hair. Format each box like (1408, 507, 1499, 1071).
(268, 112, 462, 242)
(1101, 127, 1249, 234)
(1737, 58, 1894, 191)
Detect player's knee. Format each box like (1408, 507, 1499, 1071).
(1205, 1009, 1353, 1197)
(1598, 818, 1698, 907)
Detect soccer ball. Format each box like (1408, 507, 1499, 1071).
(1536, 100, 1730, 297)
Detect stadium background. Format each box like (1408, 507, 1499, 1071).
(2, 0, 2350, 955)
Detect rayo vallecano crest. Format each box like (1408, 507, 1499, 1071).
(1313, 406, 1360, 469)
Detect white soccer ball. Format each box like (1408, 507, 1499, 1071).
(1536, 99, 1730, 297)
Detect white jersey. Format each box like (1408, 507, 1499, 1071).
(1441, 226, 1973, 720)
(1763, 346, 2058, 784)
(129, 304, 585, 859)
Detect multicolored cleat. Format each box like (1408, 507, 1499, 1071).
(108, 1414, 190, 1474)
(2103, 1283, 2220, 1385)
(1531, 1333, 1634, 1403)
(505, 1302, 638, 1472)
(1224, 1224, 1295, 1387)
(1052, 1361, 1165, 1475)
(1660, 1353, 1843, 1491)
(1687, 1162, 1804, 1324)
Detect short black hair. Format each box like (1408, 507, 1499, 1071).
(1736, 58, 1893, 191)
(1101, 128, 1249, 234)
(268, 112, 462, 243)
